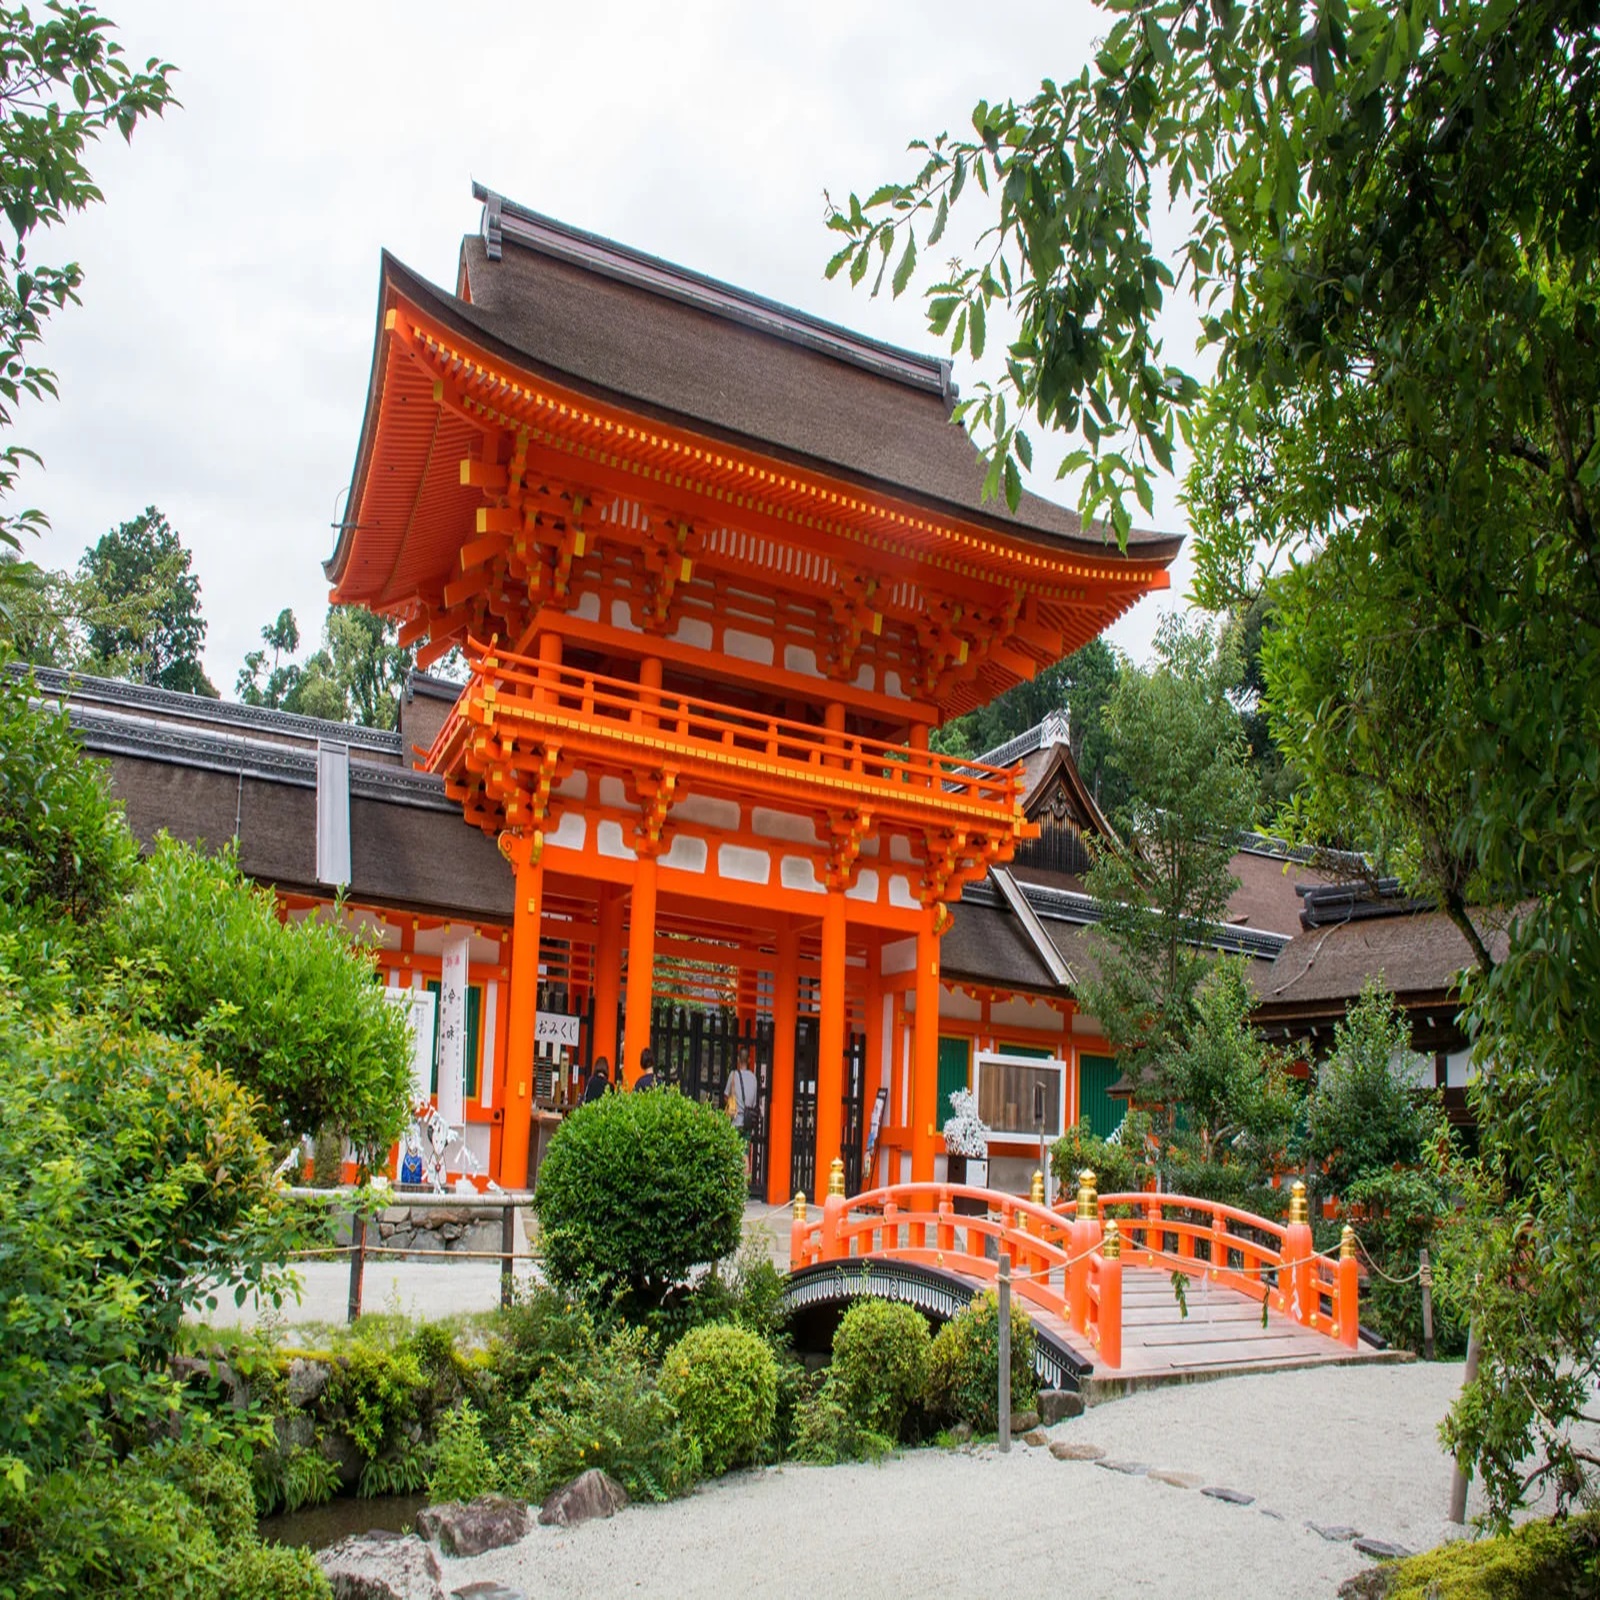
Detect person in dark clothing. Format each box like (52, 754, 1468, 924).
(633, 1047, 659, 1091)
(581, 1056, 612, 1104)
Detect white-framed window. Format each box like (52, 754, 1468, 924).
(973, 1049, 1067, 1143)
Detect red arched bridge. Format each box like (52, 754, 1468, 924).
(783, 1167, 1391, 1391)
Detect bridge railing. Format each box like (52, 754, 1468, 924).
(1082, 1182, 1359, 1349)
(789, 1173, 1127, 1368)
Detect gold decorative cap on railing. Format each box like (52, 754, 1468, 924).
(1340, 1224, 1356, 1260)
(828, 1158, 846, 1198)
(1288, 1179, 1309, 1225)
(1077, 1169, 1098, 1211)
(1102, 1218, 1121, 1259)
(1030, 1170, 1045, 1206)
(793, 1191, 808, 1222)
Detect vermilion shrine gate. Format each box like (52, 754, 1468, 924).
(327, 187, 1179, 1201)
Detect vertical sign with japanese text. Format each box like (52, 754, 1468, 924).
(437, 933, 469, 1126)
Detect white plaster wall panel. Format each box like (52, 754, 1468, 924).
(847, 869, 879, 903)
(858, 836, 880, 858)
(547, 813, 587, 851)
(990, 994, 1058, 1030)
(599, 776, 628, 809)
(676, 794, 741, 831)
(554, 772, 589, 800)
(888, 874, 919, 909)
(881, 936, 916, 974)
(884, 672, 902, 698)
(1072, 1011, 1106, 1035)
(597, 821, 637, 860)
(725, 629, 774, 665)
(610, 599, 641, 632)
(784, 644, 820, 677)
(480, 981, 498, 1109)
(780, 855, 824, 893)
(662, 834, 709, 873)
(574, 591, 601, 622)
(890, 833, 915, 863)
(938, 988, 983, 1022)
(671, 616, 713, 649)
(1446, 1049, 1477, 1087)
(898, 1150, 912, 1183)
(718, 843, 771, 885)
(752, 807, 821, 846)
(854, 663, 874, 690)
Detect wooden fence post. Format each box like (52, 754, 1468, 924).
(346, 1209, 366, 1325)
(998, 1252, 1012, 1452)
(500, 1202, 516, 1310)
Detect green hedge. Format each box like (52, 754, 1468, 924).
(534, 1089, 746, 1306)
(659, 1323, 778, 1476)
(830, 1301, 931, 1440)
(926, 1291, 1036, 1432)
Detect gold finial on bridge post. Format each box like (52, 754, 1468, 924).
(1077, 1168, 1098, 1214)
(1339, 1224, 1356, 1261)
(1288, 1180, 1309, 1225)
(793, 1191, 807, 1222)
(1102, 1218, 1122, 1259)
(828, 1157, 846, 1198)
(1030, 1170, 1045, 1206)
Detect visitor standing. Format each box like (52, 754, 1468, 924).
(581, 1056, 612, 1104)
(724, 1051, 760, 1179)
(634, 1048, 659, 1091)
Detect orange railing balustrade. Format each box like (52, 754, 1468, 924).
(789, 1167, 1125, 1368)
(428, 641, 1026, 825)
(1082, 1180, 1359, 1349)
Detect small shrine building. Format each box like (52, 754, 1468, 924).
(321, 186, 1179, 1200)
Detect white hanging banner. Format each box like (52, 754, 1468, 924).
(437, 933, 470, 1126)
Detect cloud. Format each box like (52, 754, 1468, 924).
(20, 0, 1192, 688)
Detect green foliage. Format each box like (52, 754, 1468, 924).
(535, 1088, 746, 1307)
(111, 837, 413, 1153)
(489, 1285, 605, 1401)
(658, 1323, 778, 1477)
(789, 1376, 895, 1466)
(828, 1300, 932, 1442)
(0, 1006, 290, 1481)
(1078, 617, 1258, 1114)
(1158, 958, 1301, 1172)
(925, 1291, 1035, 1433)
(1379, 1510, 1600, 1599)
(0, 663, 136, 928)
(237, 604, 419, 729)
(497, 1326, 697, 1504)
(427, 1402, 501, 1503)
(0, 1451, 330, 1600)
(1342, 1168, 1463, 1358)
(252, 1445, 340, 1519)
(324, 1342, 424, 1464)
(0, 5, 175, 614)
(1304, 983, 1446, 1197)
(75, 508, 215, 695)
(1050, 1113, 1151, 1201)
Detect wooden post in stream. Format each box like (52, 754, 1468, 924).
(1448, 1324, 1483, 1522)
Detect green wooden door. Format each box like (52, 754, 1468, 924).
(1078, 1053, 1125, 1140)
(935, 1035, 971, 1129)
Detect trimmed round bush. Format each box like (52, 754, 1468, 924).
(831, 1300, 932, 1439)
(925, 1291, 1037, 1432)
(535, 1089, 745, 1305)
(659, 1322, 778, 1476)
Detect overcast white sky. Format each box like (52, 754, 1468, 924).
(20, 0, 1200, 694)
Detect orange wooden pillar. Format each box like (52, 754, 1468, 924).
(766, 920, 799, 1203)
(500, 832, 546, 1188)
(862, 940, 883, 1188)
(592, 887, 623, 1070)
(911, 908, 941, 1181)
(622, 853, 658, 1085)
(814, 888, 847, 1204)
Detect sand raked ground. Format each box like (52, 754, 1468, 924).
(442, 1360, 1587, 1600)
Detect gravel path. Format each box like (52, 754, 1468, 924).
(447, 1363, 1497, 1600)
